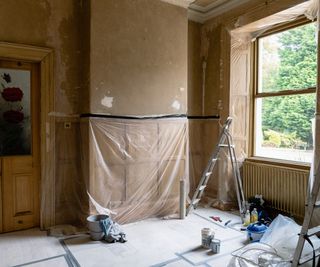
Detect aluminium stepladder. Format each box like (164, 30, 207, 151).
(292, 161, 320, 266)
(186, 117, 246, 219)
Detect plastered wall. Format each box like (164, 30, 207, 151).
(0, 0, 190, 226)
(0, 0, 87, 115)
(187, 21, 221, 198)
(188, 21, 202, 116)
(188, 0, 308, 209)
(90, 0, 188, 116)
(0, 0, 89, 225)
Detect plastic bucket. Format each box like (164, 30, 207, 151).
(246, 223, 268, 242)
(87, 214, 109, 241)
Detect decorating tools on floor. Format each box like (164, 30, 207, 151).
(201, 228, 221, 254)
(210, 216, 222, 222)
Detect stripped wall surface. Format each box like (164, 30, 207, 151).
(90, 0, 188, 116)
(0, 0, 88, 226)
(186, 0, 309, 210)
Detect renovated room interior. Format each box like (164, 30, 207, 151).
(0, 0, 319, 266)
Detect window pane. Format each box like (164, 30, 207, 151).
(258, 23, 317, 93)
(255, 94, 315, 162)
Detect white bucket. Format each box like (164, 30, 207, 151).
(201, 228, 214, 248)
(87, 214, 109, 241)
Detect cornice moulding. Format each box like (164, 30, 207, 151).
(188, 0, 251, 23)
(160, 0, 194, 8)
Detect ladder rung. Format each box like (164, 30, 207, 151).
(212, 158, 217, 162)
(219, 144, 235, 148)
(192, 199, 201, 205)
(205, 172, 212, 177)
(306, 201, 320, 207)
(306, 226, 320, 237)
(299, 247, 320, 265)
(199, 185, 206, 191)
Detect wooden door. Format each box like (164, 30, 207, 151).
(0, 60, 40, 232)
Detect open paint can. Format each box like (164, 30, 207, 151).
(210, 239, 221, 254)
(201, 228, 214, 248)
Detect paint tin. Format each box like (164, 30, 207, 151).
(210, 239, 221, 254)
(201, 228, 214, 248)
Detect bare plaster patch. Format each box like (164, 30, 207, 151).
(171, 100, 181, 110)
(101, 96, 114, 108)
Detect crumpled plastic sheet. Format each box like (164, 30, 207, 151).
(229, 215, 320, 266)
(231, 0, 318, 44)
(229, 243, 290, 267)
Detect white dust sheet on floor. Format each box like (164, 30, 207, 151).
(0, 208, 246, 267)
(63, 207, 246, 267)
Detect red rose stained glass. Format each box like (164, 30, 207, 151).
(3, 110, 24, 123)
(0, 68, 31, 155)
(1, 87, 23, 102)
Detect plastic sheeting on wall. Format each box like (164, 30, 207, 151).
(231, 1, 318, 44)
(230, 0, 319, 151)
(80, 117, 188, 224)
(230, 0, 319, 149)
(210, 0, 319, 217)
(228, 0, 319, 222)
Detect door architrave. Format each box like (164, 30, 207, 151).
(0, 42, 55, 230)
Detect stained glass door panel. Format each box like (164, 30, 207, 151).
(0, 68, 31, 156)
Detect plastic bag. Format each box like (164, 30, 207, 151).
(260, 215, 320, 261)
(229, 215, 320, 266)
(228, 243, 290, 267)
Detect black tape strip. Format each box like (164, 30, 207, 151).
(80, 113, 220, 120)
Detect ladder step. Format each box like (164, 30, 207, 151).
(299, 246, 320, 265)
(199, 185, 206, 191)
(192, 199, 201, 205)
(306, 226, 320, 237)
(212, 158, 217, 162)
(219, 144, 235, 148)
(306, 201, 320, 207)
(205, 172, 212, 177)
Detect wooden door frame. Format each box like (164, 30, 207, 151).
(0, 42, 55, 230)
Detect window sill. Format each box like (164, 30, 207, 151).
(245, 156, 311, 171)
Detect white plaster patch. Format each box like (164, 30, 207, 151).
(171, 100, 181, 110)
(101, 96, 114, 108)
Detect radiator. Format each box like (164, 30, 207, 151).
(242, 161, 309, 218)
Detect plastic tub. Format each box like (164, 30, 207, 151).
(247, 223, 268, 242)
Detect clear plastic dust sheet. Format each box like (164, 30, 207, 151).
(229, 0, 319, 223)
(80, 116, 188, 224)
(229, 0, 319, 157)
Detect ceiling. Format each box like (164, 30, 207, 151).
(160, 0, 250, 23)
(189, 0, 251, 23)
